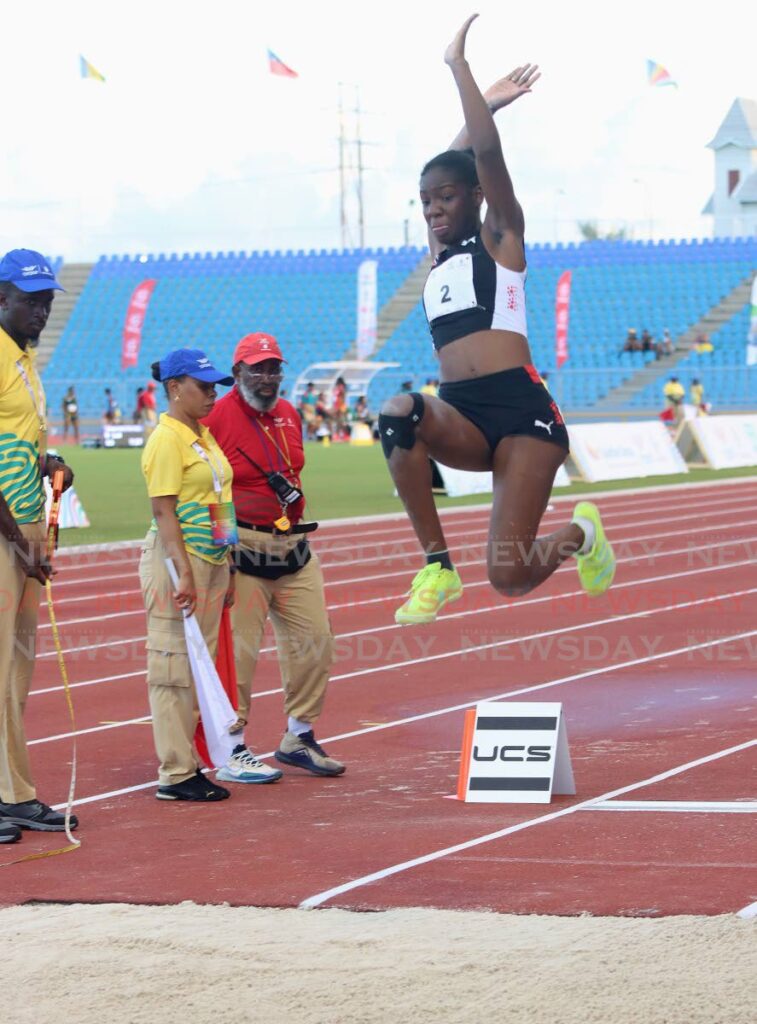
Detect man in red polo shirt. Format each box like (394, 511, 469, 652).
(204, 332, 344, 778)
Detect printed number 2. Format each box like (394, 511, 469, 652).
(440, 285, 451, 304)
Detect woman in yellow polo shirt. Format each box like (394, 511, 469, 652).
(139, 348, 280, 802)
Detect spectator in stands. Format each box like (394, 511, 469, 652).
(62, 385, 79, 444)
(378, 21, 615, 626)
(539, 370, 549, 387)
(420, 378, 439, 397)
(640, 328, 655, 353)
(690, 378, 708, 415)
(663, 375, 685, 422)
(204, 332, 345, 779)
(621, 328, 639, 353)
(0, 248, 78, 843)
(400, 379, 414, 393)
(694, 332, 714, 354)
(658, 329, 674, 358)
(139, 348, 241, 802)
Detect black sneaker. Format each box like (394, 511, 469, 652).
(156, 771, 230, 802)
(0, 799, 79, 832)
(0, 822, 22, 844)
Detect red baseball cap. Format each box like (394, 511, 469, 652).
(233, 332, 287, 367)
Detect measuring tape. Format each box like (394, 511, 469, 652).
(4, 469, 80, 865)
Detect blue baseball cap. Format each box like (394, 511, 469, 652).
(0, 249, 65, 293)
(157, 348, 233, 385)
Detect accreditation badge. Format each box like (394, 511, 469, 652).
(208, 502, 239, 546)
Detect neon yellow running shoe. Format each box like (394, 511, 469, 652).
(395, 563, 463, 625)
(574, 501, 616, 596)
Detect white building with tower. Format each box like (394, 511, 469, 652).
(702, 98, 757, 238)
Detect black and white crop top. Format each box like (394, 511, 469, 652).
(422, 232, 528, 351)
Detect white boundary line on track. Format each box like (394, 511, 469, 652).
(586, 800, 757, 813)
(31, 582, 757, 742)
(40, 492, 757, 602)
(48, 483, 757, 579)
(736, 899, 757, 919)
(29, 550, 757, 695)
(29, 552, 757, 704)
(35, 498, 757, 629)
(49, 628, 757, 811)
(298, 736, 757, 909)
(54, 476, 757, 556)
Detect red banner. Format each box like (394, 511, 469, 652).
(555, 270, 572, 369)
(121, 279, 157, 369)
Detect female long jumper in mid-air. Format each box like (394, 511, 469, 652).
(378, 14, 616, 625)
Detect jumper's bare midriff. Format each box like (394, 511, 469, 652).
(437, 328, 531, 382)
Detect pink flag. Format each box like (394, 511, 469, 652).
(121, 279, 157, 369)
(555, 270, 572, 369)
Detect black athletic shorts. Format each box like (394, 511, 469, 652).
(437, 364, 570, 453)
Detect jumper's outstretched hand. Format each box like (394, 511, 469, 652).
(484, 64, 541, 112)
(444, 13, 478, 66)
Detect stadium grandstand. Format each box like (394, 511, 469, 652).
(41, 236, 756, 426)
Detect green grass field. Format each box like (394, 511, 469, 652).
(59, 442, 757, 547)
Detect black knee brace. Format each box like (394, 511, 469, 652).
(378, 393, 425, 459)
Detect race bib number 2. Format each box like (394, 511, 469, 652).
(423, 253, 478, 322)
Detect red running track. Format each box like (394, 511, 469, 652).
(2, 479, 756, 917)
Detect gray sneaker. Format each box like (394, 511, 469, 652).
(274, 730, 346, 777)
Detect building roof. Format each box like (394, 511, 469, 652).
(707, 97, 757, 150)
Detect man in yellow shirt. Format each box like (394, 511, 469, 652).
(663, 376, 685, 424)
(0, 249, 77, 844)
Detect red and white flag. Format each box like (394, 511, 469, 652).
(121, 279, 157, 369)
(555, 270, 572, 369)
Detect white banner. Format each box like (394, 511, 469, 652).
(432, 461, 570, 497)
(44, 480, 90, 529)
(355, 259, 378, 360)
(680, 414, 757, 469)
(747, 274, 757, 366)
(568, 421, 688, 482)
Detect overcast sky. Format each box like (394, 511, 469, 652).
(0, 0, 753, 261)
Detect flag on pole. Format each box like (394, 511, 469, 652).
(165, 560, 237, 769)
(747, 274, 757, 366)
(195, 608, 239, 769)
(646, 59, 676, 88)
(555, 270, 572, 368)
(80, 55, 106, 82)
(267, 48, 298, 78)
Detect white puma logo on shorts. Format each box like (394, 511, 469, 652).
(534, 419, 554, 435)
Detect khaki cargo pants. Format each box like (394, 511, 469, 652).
(139, 531, 229, 787)
(232, 526, 334, 732)
(0, 521, 46, 804)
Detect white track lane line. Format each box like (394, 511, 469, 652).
(34, 586, 757, 745)
(53, 476, 757, 560)
(50, 630, 757, 811)
(736, 900, 757, 919)
(299, 736, 757, 909)
(46, 481, 757, 584)
(29, 547, 757, 691)
(29, 553, 757, 702)
(36, 508, 757, 629)
(47, 488, 757, 588)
